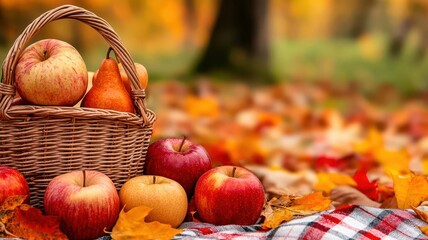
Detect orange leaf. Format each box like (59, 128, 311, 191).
(314, 172, 357, 193)
(7, 205, 67, 240)
(0, 195, 26, 211)
(185, 95, 220, 118)
(0, 195, 66, 239)
(110, 205, 183, 240)
(0, 195, 26, 224)
(392, 172, 428, 209)
(261, 192, 332, 229)
(293, 192, 332, 211)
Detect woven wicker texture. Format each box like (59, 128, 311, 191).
(0, 5, 156, 209)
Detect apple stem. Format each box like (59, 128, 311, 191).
(82, 170, 86, 187)
(232, 167, 237, 178)
(43, 49, 47, 61)
(106, 47, 113, 59)
(153, 176, 156, 184)
(178, 135, 187, 152)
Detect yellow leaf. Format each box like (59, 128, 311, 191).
(353, 127, 411, 174)
(354, 127, 383, 153)
(314, 173, 357, 193)
(110, 205, 183, 240)
(262, 206, 294, 229)
(392, 173, 428, 209)
(375, 148, 410, 174)
(262, 192, 331, 229)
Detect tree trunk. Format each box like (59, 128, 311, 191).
(184, 0, 196, 49)
(389, 18, 413, 57)
(333, 0, 375, 38)
(0, 6, 6, 46)
(195, 0, 272, 83)
(389, 1, 428, 58)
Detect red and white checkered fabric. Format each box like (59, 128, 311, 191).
(175, 205, 428, 240)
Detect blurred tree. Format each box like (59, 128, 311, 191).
(194, 0, 272, 83)
(332, 0, 375, 38)
(0, 6, 6, 45)
(389, 0, 428, 58)
(184, 0, 196, 49)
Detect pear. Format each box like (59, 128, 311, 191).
(81, 48, 135, 113)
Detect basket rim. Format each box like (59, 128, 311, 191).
(3, 105, 156, 126)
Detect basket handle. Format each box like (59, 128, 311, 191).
(0, 4, 148, 122)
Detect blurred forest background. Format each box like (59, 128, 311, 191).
(2, 0, 428, 98)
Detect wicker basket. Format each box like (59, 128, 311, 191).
(0, 5, 156, 208)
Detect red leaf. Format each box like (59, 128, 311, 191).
(315, 155, 346, 171)
(7, 205, 67, 239)
(353, 168, 379, 201)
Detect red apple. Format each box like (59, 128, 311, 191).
(194, 166, 265, 225)
(44, 170, 120, 240)
(144, 137, 212, 199)
(15, 39, 88, 106)
(0, 166, 30, 204)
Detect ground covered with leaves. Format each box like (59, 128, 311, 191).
(149, 78, 428, 231)
(3, 79, 428, 239)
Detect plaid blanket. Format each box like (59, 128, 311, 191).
(45, 205, 428, 240)
(175, 205, 428, 240)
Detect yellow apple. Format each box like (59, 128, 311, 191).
(119, 175, 188, 228)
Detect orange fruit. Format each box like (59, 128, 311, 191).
(118, 62, 148, 94)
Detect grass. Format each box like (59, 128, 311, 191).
(270, 35, 428, 97)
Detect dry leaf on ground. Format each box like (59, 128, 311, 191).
(353, 168, 379, 201)
(0, 195, 67, 239)
(245, 165, 317, 198)
(109, 205, 183, 240)
(314, 172, 357, 193)
(391, 173, 428, 209)
(330, 186, 381, 208)
(261, 192, 332, 229)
